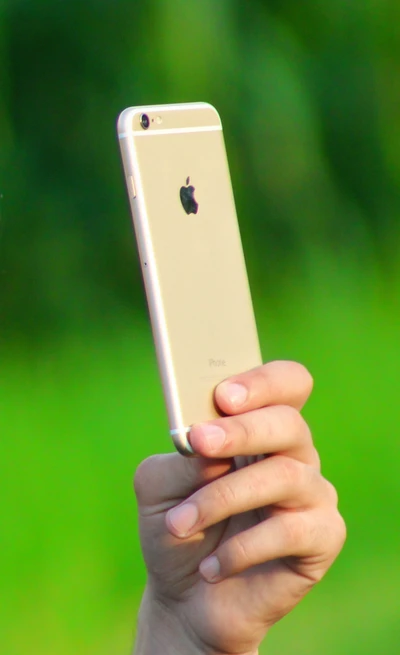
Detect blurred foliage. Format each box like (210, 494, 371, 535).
(1, 0, 400, 338)
(1, 0, 400, 653)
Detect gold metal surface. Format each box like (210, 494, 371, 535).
(118, 103, 262, 455)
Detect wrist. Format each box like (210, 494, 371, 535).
(133, 585, 206, 655)
(134, 584, 259, 655)
(133, 585, 258, 655)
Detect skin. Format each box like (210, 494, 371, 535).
(133, 361, 346, 655)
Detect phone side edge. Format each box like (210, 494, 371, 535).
(117, 113, 195, 456)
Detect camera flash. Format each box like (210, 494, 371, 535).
(156, 116, 163, 124)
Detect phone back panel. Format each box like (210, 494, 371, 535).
(118, 103, 262, 454)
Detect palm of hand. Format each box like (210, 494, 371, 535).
(138, 464, 312, 655)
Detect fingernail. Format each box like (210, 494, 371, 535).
(200, 555, 221, 582)
(220, 382, 248, 408)
(199, 424, 226, 452)
(167, 503, 198, 537)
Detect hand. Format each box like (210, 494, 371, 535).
(133, 362, 346, 655)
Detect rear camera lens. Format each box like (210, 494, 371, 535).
(140, 113, 150, 130)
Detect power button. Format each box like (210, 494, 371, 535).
(127, 175, 136, 199)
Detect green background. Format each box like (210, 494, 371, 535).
(1, 1, 399, 653)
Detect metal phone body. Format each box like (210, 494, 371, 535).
(117, 103, 262, 455)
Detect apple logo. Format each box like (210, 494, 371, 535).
(180, 176, 199, 215)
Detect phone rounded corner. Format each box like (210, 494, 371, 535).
(117, 107, 136, 138)
(200, 102, 222, 127)
(171, 429, 196, 457)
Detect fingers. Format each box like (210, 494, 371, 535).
(189, 404, 319, 467)
(135, 362, 315, 509)
(166, 456, 332, 538)
(214, 361, 313, 416)
(134, 453, 233, 510)
(199, 508, 346, 583)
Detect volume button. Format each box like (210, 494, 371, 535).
(127, 175, 136, 199)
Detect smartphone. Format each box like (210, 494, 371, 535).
(117, 102, 262, 455)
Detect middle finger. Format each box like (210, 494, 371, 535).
(166, 456, 330, 539)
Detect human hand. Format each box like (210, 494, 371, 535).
(133, 361, 346, 655)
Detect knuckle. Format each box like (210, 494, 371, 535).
(280, 403, 301, 425)
(133, 455, 161, 500)
(334, 512, 347, 549)
(311, 447, 321, 470)
(281, 513, 308, 549)
(252, 366, 275, 401)
(313, 509, 347, 561)
(299, 417, 314, 450)
(276, 455, 305, 489)
(283, 405, 313, 445)
(294, 362, 314, 395)
(212, 478, 237, 511)
(227, 415, 256, 450)
(240, 412, 259, 446)
(258, 361, 314, 404)
(315, 510, 347, 564)
(228, 533, 254, 569)
(324, 479, 339, 506)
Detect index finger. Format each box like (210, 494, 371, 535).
(215, 360, 313, 416)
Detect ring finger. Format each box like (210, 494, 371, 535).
(166, 456, 331, 539)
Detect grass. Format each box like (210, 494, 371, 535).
(1, 257, 399, 654)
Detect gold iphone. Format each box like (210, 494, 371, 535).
(117, 102, 262, 455)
